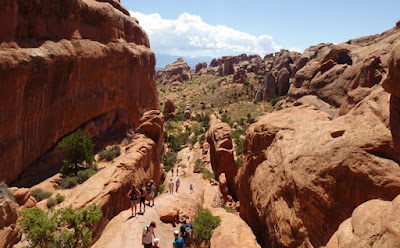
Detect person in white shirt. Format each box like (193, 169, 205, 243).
(142, 221, 157, 248)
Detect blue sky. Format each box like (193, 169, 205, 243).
(121, 0, 399, 66)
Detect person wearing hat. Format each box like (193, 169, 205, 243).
(146, 180, 156, 207)
(173, 230, 184, 248)
(179, 217, 193, 246)
(142, 221, 157, 248)
(152, 238, 160, 248)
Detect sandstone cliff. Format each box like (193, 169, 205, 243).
(0, 0, 159, 183)
(157, 58, 191, 85)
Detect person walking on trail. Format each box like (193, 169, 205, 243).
(168, 178, 174, 194)
(172, 167, 174, 176)
(173, 230, 185, 248)
(142, 221, 157, 248)
(180, 217, 194, 247)
(189, 184, 194, 194)
(127, 184, 140, 216)
(146, 180, 156, 207)
(175, 178, 181, 193)
(152, 238, 160, 248)
(139, 183, 147, 213)
(176, 167, 179, 176)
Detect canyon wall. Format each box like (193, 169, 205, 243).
(0, 0, 159, 183)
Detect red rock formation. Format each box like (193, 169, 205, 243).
(195, 61, 207, 73)
(233, 68, 247, 83)
(206, 115, 238, 198)
(157, 58, 191, 85)
(383, 43, 400, 149)
(218, 56, 235, 76)
(325, 195, 400, 247)
(163, 99, 176, 118)
(0, 0, 158, 184)
(237, 94, 400, 247)
(0, 198, 19, 248)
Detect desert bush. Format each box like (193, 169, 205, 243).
(162, 152, 177, 172)
(60, 177, 78, 189)
(235, 157, 242, 168)
(193, 159, 206, 173)
(193, 209, 221, 244)
(58, 130, 94, 177)
(19, 204, 102, 248)
(202, 171, 215, 180)
(269, 96, 282, 106)
(0, 182, 15, 201)
(223, 206, 237, 213)
(55, 193, 65, 204)
(31, 188, 53, 202)
(97, 145, 121, 162)
(77, 168, 97, 183)
(168, 132, 189, 152)
(157, 184, 165, 196)
(46, 197, 57, 209)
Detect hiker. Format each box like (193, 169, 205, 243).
(142, 221, 157, 248)
(176, 167, 179, 176)
(173, 230, 184, 248)
(127, 184, 140, 216)
(146, 180, 156, 207)
(189, 184, 194, 194)
(176, 178, 180, 193)
(139, 183, 147, 213)
(172, 167, 174, 176)
(152, 238, 160, 248)
(180, 217, 194, 247)
(168, 178, 174, 194)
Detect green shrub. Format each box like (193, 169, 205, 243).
(77, 168, 97, 183)
(235, 157, 242, 168)
(193, 209, 221, 243)
(193, 159, 206, 173)
(189, 135, 198, 146)
(47, 197, 58, 209)
(55, 193, 65, 204)
(168, 132, 189, 152)
(235, 138, 244, 156)
(97, 145, 121, 162)
(198, 134, 205, 144)
(0, 182, 15, 201)
(19, 204, 102, 248)
(223, 206, 237, 213)
(202, 171, 215, 180)
(157, 184, 165, 196)
(162, 152, 177, 172)
(60, 177, 78, 189)
(31, 188, 53, 202)
(269, 96, 282, 106)
(58, 130, 94, 177)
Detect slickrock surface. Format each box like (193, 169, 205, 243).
(0, 0, 158, 184)
(325, 195, 400, 248)
(237, 98, 400, 247)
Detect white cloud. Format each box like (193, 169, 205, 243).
(130, 11, 284, 58)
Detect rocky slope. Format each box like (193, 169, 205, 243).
(237, 23, 400, 247)
(0, 0, 158, 184)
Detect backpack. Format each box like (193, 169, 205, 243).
(130, 190, 137, 200)
(146, 183, 152, 193)
(183, 223, 192, 239)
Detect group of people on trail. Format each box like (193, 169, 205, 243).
(141, 217, 194, 248)
(168, 178, 181, 194)
(127, 180, 156, 216)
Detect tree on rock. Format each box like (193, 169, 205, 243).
(58, 130, 94, 176)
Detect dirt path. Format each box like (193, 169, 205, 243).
(92, 146, 209, 248)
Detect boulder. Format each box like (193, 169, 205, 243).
(218, 173, 229, 201)
(0, 0, 158, 183)
(218, 56, 235, 76)
(263, 72, 277, 100)
(206, 115, 238, 198)
(325, 195, 400, 248)
(0, 198, 19, 248)
(12, 188, 37, 209)
(210, 208, 261, 248)
(237, 100, 400, 247)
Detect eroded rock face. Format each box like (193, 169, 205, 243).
(237, 100, 400, 247)
(0, 0, 158, 184)
(157, 58, 191, 85)
(0, 198, 19, 248)
(325, 195, 400, 248)
(195, 61, 207, 73)
(206, 115, 238, 198)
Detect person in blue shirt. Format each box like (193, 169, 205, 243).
(172, 230, 184, 248)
